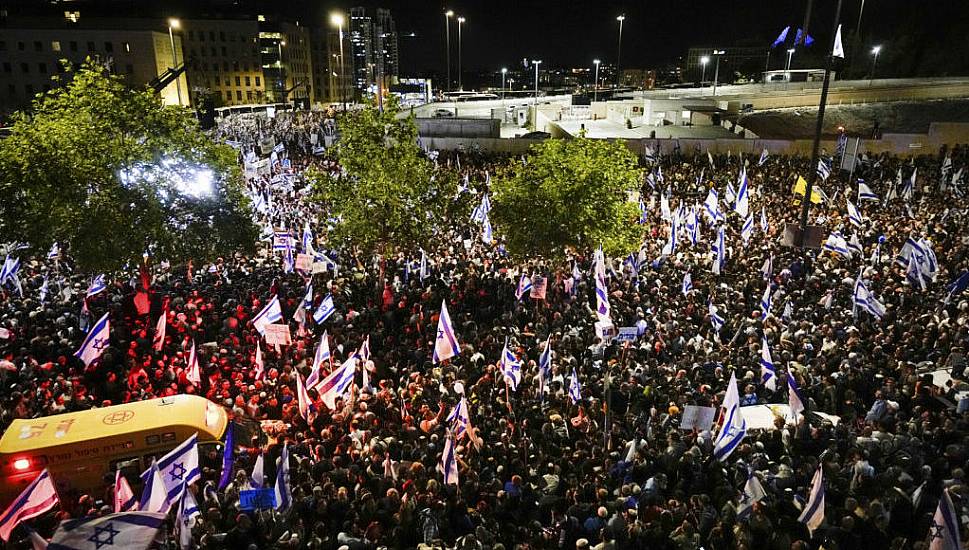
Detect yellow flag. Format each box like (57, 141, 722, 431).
(792, 175, 824, 204)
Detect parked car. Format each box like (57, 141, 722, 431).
(520, 131, 550, 139)
(433, 109, 455, 118)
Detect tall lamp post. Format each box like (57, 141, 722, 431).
(277, 40, 286, 102)
(501, 67, 507, 100)
(444, 10, 453, 92)
(615, 15, 625, 87)
(869, 45, 881, 87)
(785, 48, 795, 74)
(457, 16, 465, 90)
(532, 59, 542, 129)
(167, 18, 182, 106)
(330, 13, 346, 110)
(593, 59, 600, 102)
(711, 49, 725, 96)
(699, 55, 709, 93)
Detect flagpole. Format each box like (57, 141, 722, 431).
(797, 0, 843, 247)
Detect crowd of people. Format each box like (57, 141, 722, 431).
(1, 108, 968, 550)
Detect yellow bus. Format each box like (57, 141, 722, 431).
(0, 394, 228, 508)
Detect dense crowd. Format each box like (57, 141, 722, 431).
(1, 110, 968, 550)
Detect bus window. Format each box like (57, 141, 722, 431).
(109, 456, 142, 480)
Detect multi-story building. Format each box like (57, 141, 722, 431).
(0, 14, 190, 112)
(178, 18, 263, 106)
(686, 46, 767, 84)
(347, 7, 398, 99)
(310, 26, 353, 105)
(373, 8, 398, 86)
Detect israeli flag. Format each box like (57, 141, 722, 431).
(569, 367, 582, 404)
(760, 285, 772, 318)
(433, 300, 460, 363)
(470, 194, 491, 223)
(847, 233, 864, 257)
(703, 189, 722, 224)
(762, 254, 774, 280)
(660, 192, 672, 221)
(901, 168, 916, 200)
(907, 255, 926, 291)
(788, 372, 806, 419)
(797, 466, 825, 534)
(175, 480, 200, 550)
(741, 215, 754, 246)
(823, 231, 852, 259)
(48, 511, 168, 550)
(734, 168, 749, 218)
(313, 294, 335, 324)
(217, 424, 235, 490)
(662, 220, 678, 255)
(86, 274, 107, 298)
(681, 272, 693, 296)
(515, 274, 533, 301)
(75, 312, 110, 367)
(307, 331, 330, 388)
(709, 300, 725, 333)
(853, 274, 886, 319)
(847, 199, 863, 227)
(858, 180, 879, 201)
(140, 433, 200, 504)
(0, 255, 20, 286)
(817, 159, 831, 181)
(274, 443, 291, 511)
(760, 207, 769, 234)
(252, 295, 283, 335)
(724, 182, 737, 205)
(737, 471, 767, 520)
(771, 26, 790, 48)
(538, 335, 552, 395)
(47, 242, 60, 260)
(500, 338, 522, 391)
(482, 213, 494, 244)
(638, 198, 648, 224)
(302, 224, 314, 253)
(439, 432, 459, 486)
(446, 397, 473, 441)
(758, 148, 769, 166)
(139, 459, 170, 513)
(760, 336, 776, 391)
(713, 404, 746, 462)
(316, 355, 357, 409)
(928, 489, 962, 550)
(712, 227, 726, 274)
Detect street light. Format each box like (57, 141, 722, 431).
(532, 59, 542, 128)
(278, 40, 286, 101)
(711, 49, 725, 97)
(330, 13, 347, 110)
(616, 15, 625, 87)
(501, 67, 507, 100)
(699, 55, 709, 92)
(869, 45, 882, 86)
(593, 59, 601, 102)
(445, 10, 454, 92)
(785, 48, 795, 74)
(167, 18, 182, 106)
(457, 16, 465, 91)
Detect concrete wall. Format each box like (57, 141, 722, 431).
(416, 118, 500, 138)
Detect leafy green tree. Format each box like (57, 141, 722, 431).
(0, 60, 256, 272)
(490, 137, 642, 259)
(308, 96, 452, 255)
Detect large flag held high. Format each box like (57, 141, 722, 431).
(432, 300, 460, 363)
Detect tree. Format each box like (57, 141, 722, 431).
(490, 137, 642, 259)
(0, 60, 256, 272)
(308, 96, 452, 256)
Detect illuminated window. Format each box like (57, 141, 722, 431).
(51, 41, 61, 52)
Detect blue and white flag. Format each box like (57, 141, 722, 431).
(713, 403, 746, 462)
(847, 199, 863, 227)
(724, 182, 737, 205)
(75, 312, 110, 367)
(140, 433, 199, 504)
(500, 338, 522, 391)
(470, 194, 491, 223)
(771, 26, 790, 48)
(439, 432, 459, 486)
(273, 443, 291, 511)
(638, 198, 648, 224)
(817, 159, 831, 181)
(901, 168, 916, 200)
(515, 274, 533, 301)
(433, 300, 460, 363)
(928, 488, 962, 550)
(593, 247, 611, 323)
(419, 249, 430, 282)
(316, 355, 357, 409)
(138, 459, 170, 513)
(853, 273, 886, 319)
(217, 424, 234, 490)
(86, 274, 107, 298)
(823, 231, 852, 259)
(249, 453, 264, 489)
(788, 372, 806, 419)
(538, 335, 552, 395)
(662, 220, 678, 256)
(47, 242, 60, 260)
(797, 466, 825, 534)
(0, 255, 21, 295)
(734, 168, 749, 218)
(760, 207, 769, 234)
(175, 481, 200, 550)
(703, 189, 723, 224)
(446, 397, 474, 442)
(709, 300, 725, 333)
(858, 180, 879, 201)
(945, 271, 969, 301)
(481, 214, 494, 244)
(307, 331, 331, 388)
(762, 254, 774, 280)
(741, 215, 754, 246)
(907, 254, 926, 291)
(682, 272, 693, 296)
(272, 230, 292, 251)
(569, 368, 582, 404)
(758, 148, 769, 166)
(847, 233, 863, 257)
(760, 285, 772, 318)
(252, 295, 283, 335)
(313, 294, 335, 324)
(737, 471, 767, 520)
(0, 469, 59, 542)
(48, 511, 167, 550)
(302, 282, 313, 310)
(302, 223, 314, 253)
(712, 227, 726, 274)
(760, 336, 776, 391)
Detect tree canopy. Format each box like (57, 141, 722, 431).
(490, 136, 643, 259)
(308, 96, 452, 256)
(0, 60, 256, 272)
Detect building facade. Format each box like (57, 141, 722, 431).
(347, 7, 398, 99)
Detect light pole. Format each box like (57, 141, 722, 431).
(167, 18, 182, 106)
(712, 49, 724, 97)
(278, 40, 286, 101)
(785, 48, 795, 75)
(615, 15, 625, 87)
(593, 59, 601, 102)
(457, 16, 465, 91)
(699, 55, 709, 92)
(330, 13, 346, 110)
(869, 45, 881, 87)
(445, 10, 453, 92)
(532, 59, 542, 128)
(501, 67, 507, 100)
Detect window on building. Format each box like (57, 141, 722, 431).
(51, 40, 61, 52)
(69, 41, 78, 52)
(210, 47, 216, 57)
(212, 63, 218, 72)
(18, 41, 25, 51)
(209, 31, 215, 41)
(104, 42, 113, 52)
(87, 41, 95, 52)
(0, 41, 6, 51)
(38, 62, 47, 74)
(34, 41, 42, 52)
(188, 30, 195, 41)
(8, 83, 15, 96)
(223, 62, 229, 71)
(224, 78, 230, 86)
(198, 31, 204, 42)
(235, 76, 241, 86)
(200, 48, 206, 57)
(247, 91, 253, 101)
(221, 46, 227, 56)
(20, 63, 29, 74)
(25, 84, 33, 96)
(255, 76, 261, 87)
(245, 76, 250, 86)
(225, 91, 231, 101)
(236, 90, 242, 100)
(220, 31, 226, 42)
